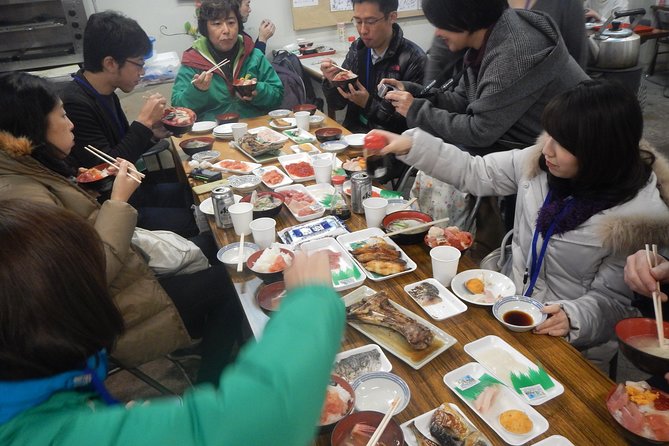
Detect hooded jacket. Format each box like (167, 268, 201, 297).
(400, 128, 669, 365)
(322, 23, 426, 134)
(172, 35, 283, 121)
(0, 132, 191, 366)
(405, 9, 589, 154)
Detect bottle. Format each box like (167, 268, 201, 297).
(337, 22, 346, 43)
(363, 133, 390, 180)
(331, 175, 351, 220)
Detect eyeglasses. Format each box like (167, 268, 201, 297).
(125, 59, 145, 70)
(351, 15, 387, 27)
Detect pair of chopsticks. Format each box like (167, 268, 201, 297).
(191, 58, 230, 84)
(384, 217, 450, 238)
(82, 145, 144, 184)
(237, 233, 245, 272)
(364, 398, 400, 446)
(645, 244, 666, 349)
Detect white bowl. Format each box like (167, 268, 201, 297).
(191, 121, 217, 134)
(309, 115, 325, 127)
(269, 109, 291, 119)
(320, 140, 349, 153)
(228, 175, 261, 194)
(191, 150, 220, 163)
(492, 295, 547, 332)
(217, 242, 259, 271)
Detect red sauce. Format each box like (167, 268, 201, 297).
(655, 392, 669, 411)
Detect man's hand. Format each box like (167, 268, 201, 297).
(337, 80, 369, 108)
(625, 250, 669, 302)
(136, 93, 167, 128)
(258, 19, 275, 43)
(320, 58, 342, 82)
(384, 89, 414, 117)
(192, 71, 213, 91)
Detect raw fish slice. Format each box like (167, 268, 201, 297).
(473, 385, 500, 414)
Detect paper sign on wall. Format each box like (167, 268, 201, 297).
(330, 0, 352, 11)
(294, 0, 318, 7)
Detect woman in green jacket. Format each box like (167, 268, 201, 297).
(172, 0, 283, 120)
(0, 200, 344, 446)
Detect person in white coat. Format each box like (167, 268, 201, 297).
(373, 79, 669, 371)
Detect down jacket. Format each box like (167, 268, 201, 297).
(400, 128, 669, 365)
(0, 132, 191, 366)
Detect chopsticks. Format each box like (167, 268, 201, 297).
(237, 233, 245, 273)
(364, 398, 400, 446)
(191, 58, 230, 83)
(384, 217, 450, 238)
(82, 145, 144, 184)
(645, 243, 665, 349)
(399, 197, 417, 211)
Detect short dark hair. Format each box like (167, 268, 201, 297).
(0, 72, 57, 147)
(352, 0, 398, 16)
(83, 11, 151, 72)
(541, 79, 653, 204)
(0, 200, 124, 380)
(422, 0, 508, 32)
(198, 0, 244, 39)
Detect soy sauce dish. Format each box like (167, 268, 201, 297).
(492, 295, 546, 332)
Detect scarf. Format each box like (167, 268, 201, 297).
(535, 189, 616, 237)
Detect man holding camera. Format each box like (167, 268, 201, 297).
(320, 0, 425, 135)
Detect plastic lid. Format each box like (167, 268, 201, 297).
(332, 175, 346, 185)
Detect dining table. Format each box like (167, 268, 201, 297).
(170, 112, 627, 446)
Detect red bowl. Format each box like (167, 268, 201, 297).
(319, 375, 355, 432)
(161, 107, 196, 136)
(215, 112, 239, 125)
(246, 247, 295, 283)
(382, 210, 433, 245)
(256, 280, 286, 312)
(233, 79, 257, 97)
(179, 137, 215, 157)
(76, 162, 114, 190)
(606, 383, 669, 444)
(240, 191, 285, 218)
(292, 103, 317, 115)
(331, 411, 404, 446)
(616, 317, 669, 375)
(315, 127, 342, 143)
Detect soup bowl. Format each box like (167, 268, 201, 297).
(318, 375, 355, 432)
(179, 137, 215, 157)
(292, 103, 317, 115)
(247, 247, 295, 283)
(382, 210, 432, 244)
(315, 127, 343, 143)
(616, 317, 669, 375)
(240, 191, 285, 218)
(331, 411, 404, 446)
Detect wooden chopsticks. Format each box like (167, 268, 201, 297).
(237, 233, 245, 273)
(191, 58, 230, 84)
(384, 217, 450, 238)
(82, 145, 144, 184)
(645, 243, 666, 349)
(364, 397, 400, 446)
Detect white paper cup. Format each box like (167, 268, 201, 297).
(430, 245, 461, 287)
(228, 202, 253, 235)
(313, 157, 333, 184)
(363, 197, 388, 228)
(294, 111, 310, 131)
(231, 123, 248, 143)
(249, 217, 276, 249)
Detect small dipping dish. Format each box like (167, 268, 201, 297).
(493, 295, 547, 332)
(217, 242, 259, 272)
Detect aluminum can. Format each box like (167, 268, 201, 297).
(211, 186, 234, 229)
(350, 172, 372, 214)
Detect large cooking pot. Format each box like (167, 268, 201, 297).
(589, 8, 646, 69)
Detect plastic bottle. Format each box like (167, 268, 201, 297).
(330, 175, 351, 220)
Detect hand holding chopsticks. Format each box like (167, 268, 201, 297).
(364, 398, 400, 446)
(82, 145, 144, 184)
(645, 244, 666, 349)
(191, 58, 230, 84)
(384, 217, 450, 238)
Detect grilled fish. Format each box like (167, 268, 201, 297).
(408, 421, 440, 446)
(332, 349, 382, 382)
(408, 282, 443, 306)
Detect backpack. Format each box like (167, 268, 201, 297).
(272, 50, 324, 111)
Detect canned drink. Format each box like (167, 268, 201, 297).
(211, 186, 234, 229)
(350, 172, 372, 214)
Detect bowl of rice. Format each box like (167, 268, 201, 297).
(318, 375, 355, 432)
(246, 245, 295, 283)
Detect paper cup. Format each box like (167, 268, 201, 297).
(249, 217, 276, 249)
(313, 157, 333, 184)
(430, 246, 461, 287)
(231, 123, 248, 143)
(228, 202, 253, 235)
(295, 111, 310, 131)
(363, 197, 388, 228)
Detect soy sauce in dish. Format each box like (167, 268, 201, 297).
(503, 310, 534, 326)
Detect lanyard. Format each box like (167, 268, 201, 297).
(365, 48, 372, 90)
(523, 190, 574, 297)
(73, 75, 126, 138)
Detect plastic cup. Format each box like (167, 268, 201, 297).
(249, 217, 276, 249)
(430, 246, 461, 287)
(228, 202, 253, 235)
(363, 197, 388, 228)
(295, 111, 310, 131)
(231, 123, 248, 143)
(313, 157, 333, 184)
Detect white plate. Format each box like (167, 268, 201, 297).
(269, 117, 296, 130)
(401, 404, 486, 446)
(213, 123, 234, 135)
(443, 362, 549, 445)
(333, 344, 392, 383)
(198, 194, 241, 215)
(337, 228, 417, 281)
(252, 165, 293, 189)
(464, 336, 564, 406)
(300, 237, 365, 292)
(249, 126, 289, 144)
(211, 159, 261, 174)
(289, 142, 320, 154)
(352, 371, 411, 415)
(342, 285, 457, 369)
(268, 109, 291, 118)
(282, 128, 317, 144)
(403, 278, 467, 321)
(278, 152, 315, 182)
(532, 435, 575, 446)
(450, 269, 516, 306)
(191, 150, 220, 163)
(274, 183, 325, 222)
(344, 133, 366, 147)
(305, 183, 336, 209)
(191, 121, 217, 134)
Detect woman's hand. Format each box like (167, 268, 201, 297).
(584, 8, 601, 21)
(136, 93, 167, 128)
(624, 250, 669, 302)
(384, 89, 414, 117)
(284, 251, 332, 291)
(337, 80, 369, 108)
(236, 78, 258, 102)
(366, 129, 411, 156)
(192, 71, 213, 91)
(534, 304, 569, 337)
(109, 159, 141, 202)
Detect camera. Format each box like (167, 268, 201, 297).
(377, 83, 395, 99)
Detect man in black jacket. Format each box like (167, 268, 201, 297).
(320, 0, 425, 135)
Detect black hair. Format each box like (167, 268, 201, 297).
(83, 11, 151, 72)
(0, 200, 124, 380)
(541, 79, 654, 204)
(422, 0, 507, 32)
(198, 0, 244, 38)
(351, 0, 398, 16)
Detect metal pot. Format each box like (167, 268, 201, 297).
(589, 8, 646, 69)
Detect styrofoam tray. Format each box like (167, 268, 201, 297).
(282, 127, 316, 144)
(299, 237, 365, 292)
(249, 126, 289, 144)
(531, 435, 575, 446)
(403, 278, 467, 321)
(289, 142, 319, 154)
(252, 165, 293, 189)
(211, 158, 261, 174)
(463, 336, 564, 406)
(275, 183, 325, 222)
(305, 183, 336, 209)
(332, 344, 392, 383)
(278, 152, 315, 182)
(443, 362, 549, 445)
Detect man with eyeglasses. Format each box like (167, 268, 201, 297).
(320, 0, 425, 135)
